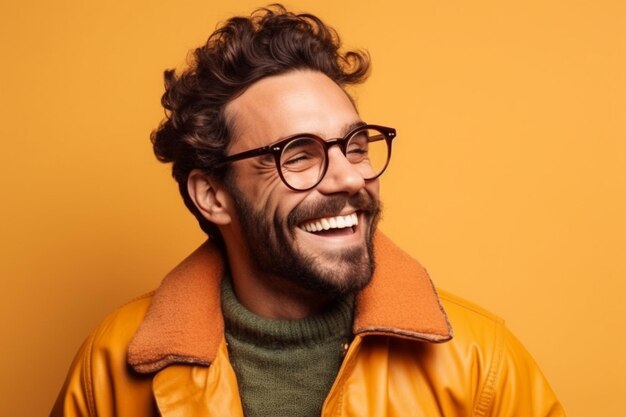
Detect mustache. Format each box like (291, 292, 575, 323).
(287, 191, 380, 229)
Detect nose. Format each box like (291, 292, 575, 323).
(315, 146, 366, 195)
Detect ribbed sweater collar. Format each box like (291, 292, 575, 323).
(221, 276, 355, 347)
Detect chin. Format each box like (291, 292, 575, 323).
(297, 245, 375, 296)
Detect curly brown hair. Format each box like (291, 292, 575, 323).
(151, 4, 370, 244)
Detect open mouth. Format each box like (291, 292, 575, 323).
(299, 212, 359, 236)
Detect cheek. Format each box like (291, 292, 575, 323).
(365, 179, 381, 199)
(255, 181, 288, 217)
(233, 163, 284, 203)
(233, 166, 299, 223)
(270, 193, 305, 226)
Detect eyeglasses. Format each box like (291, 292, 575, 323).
(217, 124, 396, 191)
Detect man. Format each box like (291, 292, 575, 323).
(51, 5, 565, 417)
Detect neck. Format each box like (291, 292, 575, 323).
(229, 268, 333, 319)
(221, 230, 335, 319)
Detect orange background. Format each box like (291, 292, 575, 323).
(1, 1, 624, 416)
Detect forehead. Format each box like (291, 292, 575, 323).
(225, 70, 361, 152)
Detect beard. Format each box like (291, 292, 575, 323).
(228, 188, 381, 297)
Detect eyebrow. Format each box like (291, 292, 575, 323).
(274, 120, 367, 143)
(342, 120, 367, 135)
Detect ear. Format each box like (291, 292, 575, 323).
(187, 169, 233, 225)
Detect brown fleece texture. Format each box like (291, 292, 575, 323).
(354, 233, 452, 341)
(127, 232, 451, 374)
(127, 242, 225, 373)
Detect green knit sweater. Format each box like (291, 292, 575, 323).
(221, 278, 354, 417)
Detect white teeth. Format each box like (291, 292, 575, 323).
(337, 216, 346, 228)
(301, 213, 359, 233)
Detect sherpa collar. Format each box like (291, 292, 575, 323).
(127, 232, 452, 374)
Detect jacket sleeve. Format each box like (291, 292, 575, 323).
(476, 323, 566, 417)
(50, 333, 98, 417)
(49, 305, 155, 417)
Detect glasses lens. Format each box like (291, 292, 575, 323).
(346, 127, 390, 179)
(280, 137, 326, 190)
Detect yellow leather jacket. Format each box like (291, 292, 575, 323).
(51, 234, 565, 416)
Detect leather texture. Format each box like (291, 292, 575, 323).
(50, 234, 565, 416)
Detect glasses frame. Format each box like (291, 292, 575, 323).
(217, 124, 396, 191)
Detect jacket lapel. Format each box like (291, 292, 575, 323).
(127, 232, 452, 374)
(355, 233, 452, 342)
(152, 341, 245, 417)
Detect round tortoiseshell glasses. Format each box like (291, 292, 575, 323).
(218, 124, 396, 191)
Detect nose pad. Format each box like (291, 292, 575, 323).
(315, 146, 366, 194)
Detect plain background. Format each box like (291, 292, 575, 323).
(1, 1, 624, 416)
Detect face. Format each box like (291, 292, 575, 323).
(220, 70, 381, 297)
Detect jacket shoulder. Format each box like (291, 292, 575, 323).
(97, 293, 155, 341)
(432, 289, 565, 416)
(50, 293, 157, 417)
(437, 289, 504, 330)
(86, 292, 156, 357)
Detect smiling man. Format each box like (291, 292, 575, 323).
(51, 5, 565, 417)
(191, 70, 383, 319)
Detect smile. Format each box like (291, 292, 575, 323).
(300, 212, 359, 233)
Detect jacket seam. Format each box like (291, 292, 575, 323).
(439, 293, 501, 322)
(82, 330, 97, 417)
(124, 291, 155, 306)
(472, 320, 505, 417)
(330, 340, 362, 417)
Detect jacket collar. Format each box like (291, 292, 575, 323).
(128, 232, 452, 374)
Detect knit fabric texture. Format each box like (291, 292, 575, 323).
(221, 277, 354, 417)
